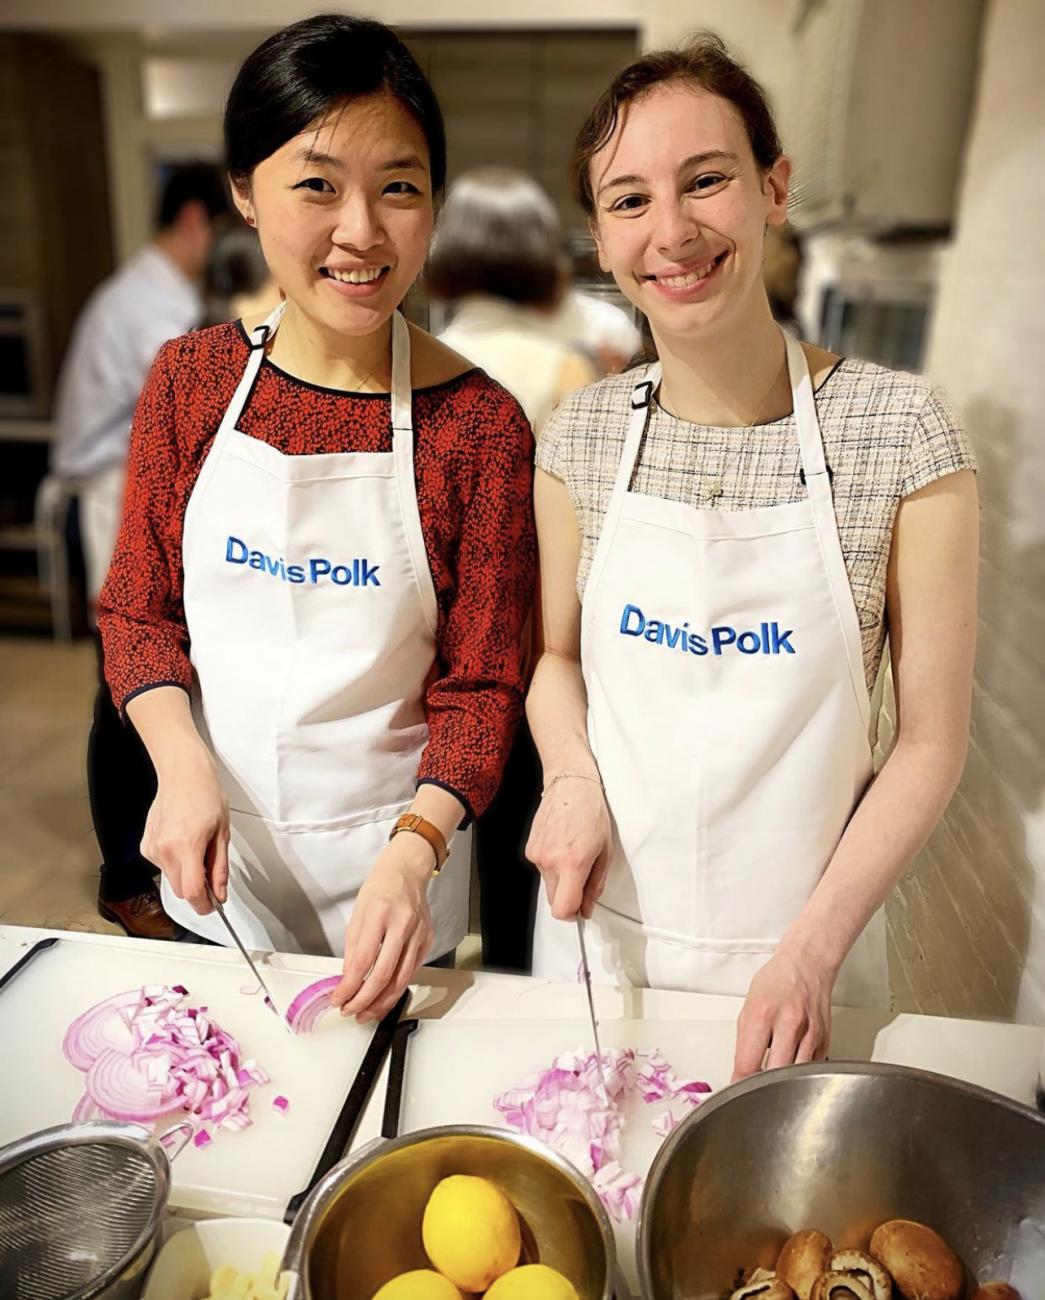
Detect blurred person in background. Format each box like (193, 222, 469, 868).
(52, 163, 230, 602)
(526, 38, 978, 1078)
(98, 15, 534, 1020)
(50, 162, 229, 940)
(762, 222, 803, 335)
(428, 167, 595, 972)
(430, 168, 596, 429)
(202, 225, 280, 329)
(548, 260, 643, 375)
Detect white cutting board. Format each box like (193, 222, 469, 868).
(392, 1017, 737, 1295)
(0, 935, 375, 1218)
(381, 1012, 1045, 1298)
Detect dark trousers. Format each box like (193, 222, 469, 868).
(474, 717, 541, 973)
(88, 636, 158, 902)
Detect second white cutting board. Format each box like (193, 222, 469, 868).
(386, 1017, 736, 1297)
(0, 934, 378, 1219)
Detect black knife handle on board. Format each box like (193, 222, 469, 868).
(381, 1017, 419, 1140)
(284, 988, 409, 1224)
(0, 937, 59, 996)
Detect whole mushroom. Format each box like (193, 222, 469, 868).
(776, 1230, 835, 1300)
(869, 1220, 963, 1300)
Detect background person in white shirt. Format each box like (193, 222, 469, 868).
(52, 162, 229, 941)
(430, 167, 596, 431)
(52, 163, 229, 600)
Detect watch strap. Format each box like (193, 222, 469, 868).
(389, 813, 448, 873)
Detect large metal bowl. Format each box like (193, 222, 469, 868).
(637, 1062, 1045, 1299)
(283, 1125, 618, 1299)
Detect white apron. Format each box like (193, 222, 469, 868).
(532, 330, 889, 1009)
(163, 303, 470, 958)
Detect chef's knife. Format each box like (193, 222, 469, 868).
(205, 882, 293, 1034)
(576, 917, 607, 1094)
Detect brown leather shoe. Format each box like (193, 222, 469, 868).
(98, 885, 176, 941)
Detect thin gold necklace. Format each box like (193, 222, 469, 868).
(273, 320, 391, 393)
(700, 353, 788, 505)
(744, 352, 788, 428)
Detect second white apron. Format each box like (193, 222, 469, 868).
(164, 304, 470, 957)
(532, 330, 889, 1009)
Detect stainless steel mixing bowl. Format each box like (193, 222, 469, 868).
(637, 1062, 1045, 1300)
(283, 1125, 618, 1299)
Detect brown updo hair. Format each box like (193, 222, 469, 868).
(573, 33, 782, 218)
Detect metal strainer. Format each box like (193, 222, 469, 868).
(0, 1120, 184, 1300)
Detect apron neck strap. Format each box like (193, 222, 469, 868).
(782, 328, 829, 489)
(231, 304, 413, 440)
(247, 300, 287, 350)
(609, 362, 662, 500)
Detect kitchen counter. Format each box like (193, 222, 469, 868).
(3, 923, 1043, 1296)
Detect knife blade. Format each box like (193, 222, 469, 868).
(205, 882, 293, 1034)
(576, 917, 607, 1095)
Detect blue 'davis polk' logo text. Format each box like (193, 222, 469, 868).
(619, 603, 795, 656)
(225, 536, 380, 587)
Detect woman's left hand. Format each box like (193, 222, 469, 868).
(329, 835, 436, 1024)
(731, 943, 836, 1081)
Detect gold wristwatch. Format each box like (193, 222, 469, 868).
(389, 813, 448, 874)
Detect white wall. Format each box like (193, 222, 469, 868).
(641, 0, 794, 130)
(885, 0, 1045, 1023)
(0, 0, 641, 29)
(57, 1, 798, 265)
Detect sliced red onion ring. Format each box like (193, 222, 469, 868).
(285, 976, 340, 1034)
(63, 989, 141, 1071)
(86, 1048, 188, 1123)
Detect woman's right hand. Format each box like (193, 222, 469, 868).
(525, 773, 612, 920)
(140, 742, 230, 915)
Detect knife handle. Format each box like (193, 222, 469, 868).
(0, 937, 58, 996)
(381, 1017, 419, 1140)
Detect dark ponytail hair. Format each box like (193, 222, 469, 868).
(225, 14, 446, 192)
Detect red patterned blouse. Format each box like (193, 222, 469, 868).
(97, 321, 536, 821)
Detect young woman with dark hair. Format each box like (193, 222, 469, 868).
(97, 15, 535, 1022)
(526, 37, 978, 1077)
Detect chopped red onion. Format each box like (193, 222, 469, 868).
(64, 984, 272, 1147)
(272, 1095, 290, 1114)
(494, 1047, 710, 1222)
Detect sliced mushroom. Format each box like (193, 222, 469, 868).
(809, 1273, 875, 1300)
(777, 1229, 835, 1300)
(831, 1248, 894, 1300)
(730, 1275, 797, 1300)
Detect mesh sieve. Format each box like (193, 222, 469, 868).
(0, 1126, 169, 1300)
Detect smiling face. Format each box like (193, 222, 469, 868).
(589, 81, 790, 346)
(232, 92, 434, 338)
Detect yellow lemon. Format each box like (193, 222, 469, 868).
(421, 1174, 521, 1291)
(485, 1264, 581, 1300)
(372, 1269, 463, 1300)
